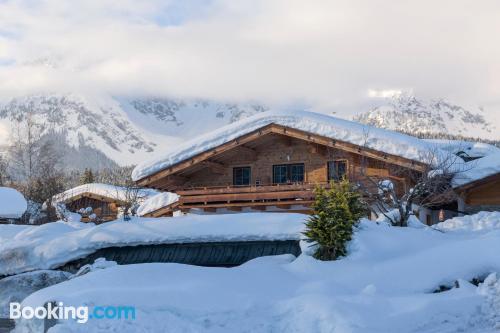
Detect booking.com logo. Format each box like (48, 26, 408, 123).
(10, 302, 136, 324)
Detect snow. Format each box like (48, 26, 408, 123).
(426, 139, 500, 158)
(132, 110, 440, 181)
(0, 187, 27, 219)
(17, 212, 500, 333)
(434, 211, 500, 233)
(452, 152, 500, 187)
(136, 192, 179, 216)
(0, 213, 305, 276)
(51, 183, 158, 205)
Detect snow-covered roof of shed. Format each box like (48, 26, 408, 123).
(52, 183, 158, 204)
(453, 152, 500, 188)
(0, 187, 27, 219)
(132, 110, 438, 181)
(137, 192, 179, 216)
(425, 139, 500, 159)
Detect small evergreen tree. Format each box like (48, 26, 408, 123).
(80, 168, 95, 184)
(304, 179, 367, 260)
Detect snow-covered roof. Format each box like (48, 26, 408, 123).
(132, 110, 438, 181)
(0, 187, 27, 219)
(426, 139, 500, 159)
(52, 183, 158, 204)
(453, 152, 500, 188)
(137, 192, 179, 216)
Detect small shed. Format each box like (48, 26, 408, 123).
(52, 184, 157, 223)
(0, 187, 27, 223)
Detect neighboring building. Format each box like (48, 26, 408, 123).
(0, 187, 27, 224)
(52, 183, 158, 223)
(453, 152, 500, 214)
(417, 150, 500, 225)
(132, 111, 433, 216)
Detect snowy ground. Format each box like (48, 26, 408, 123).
(9, 212, 500, 333)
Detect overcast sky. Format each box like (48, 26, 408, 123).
(0, 0, 499, 117)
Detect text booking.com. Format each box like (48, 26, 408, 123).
(10, 302, 136, 324)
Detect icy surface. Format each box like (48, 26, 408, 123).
(132, 110, 439, 181)
(0, 213, 305, 276)
(52, 183, 158, 204)
(0, 187, 27, 219)
(18, 212, 500, 333)
(136, 192, 179, 216)
(453, 152, 500, 187)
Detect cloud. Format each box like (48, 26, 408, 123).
(0, 0, 499, 117)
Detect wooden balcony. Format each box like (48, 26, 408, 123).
(144, 174, 408, 217)
(176, 182, 327, 212)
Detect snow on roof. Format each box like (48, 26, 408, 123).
(52, 183, 158, 204)
(452, 152, 500, 188)
(426, 139, 500, 159)
(132, 110, 438, 181)
(137, 192, 179, 216)
(0, 213, 305, 276)
(0, 187, 27, 219)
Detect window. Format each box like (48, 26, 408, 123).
(233, 167, 251, 186)
(328, 160, 347, 181)
(273, 163, 305, 184)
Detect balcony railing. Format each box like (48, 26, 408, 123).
(177, 182, 327, 209)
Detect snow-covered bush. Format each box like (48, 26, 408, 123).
(55, 202, 82, 223)
(304, 179, 367, 260)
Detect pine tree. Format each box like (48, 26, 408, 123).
(80, 168, 95, 184)
(304, 179, 367, 260)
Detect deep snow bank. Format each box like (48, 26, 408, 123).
(0, 213, 305, 276)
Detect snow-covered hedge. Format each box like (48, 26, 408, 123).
(0, 213, 305, 276)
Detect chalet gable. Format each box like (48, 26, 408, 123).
(135, 123, 428, 189)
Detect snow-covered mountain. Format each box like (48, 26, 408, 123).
(0, 92, 497, 170)
(0, 94, 268, 168)
(354, 94, 498, 140)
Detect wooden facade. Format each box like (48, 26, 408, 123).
(456, 173, 500, 212)
(63, 193, 124, 223)
(136, 125, 426, 215)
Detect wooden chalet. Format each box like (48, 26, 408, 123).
(52, 184, 157, 223)
(133, 112, 429, 216)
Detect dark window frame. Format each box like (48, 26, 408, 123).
(272, 163, 305, 184)
(233, 166, 251, 186)
(327, 160, 348, 181)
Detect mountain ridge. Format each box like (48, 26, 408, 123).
(0, 93, 497, 170)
